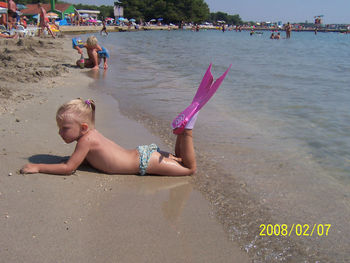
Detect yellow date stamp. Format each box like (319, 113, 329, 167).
(259, 224, 331, 237)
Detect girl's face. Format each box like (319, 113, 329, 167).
(57, 117, 82, 143)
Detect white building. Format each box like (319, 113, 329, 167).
(77, 9, 100, 20)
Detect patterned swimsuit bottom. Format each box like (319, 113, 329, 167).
(136, 143, 160, 175)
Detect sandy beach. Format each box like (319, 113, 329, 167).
(0, 37, 250, 262)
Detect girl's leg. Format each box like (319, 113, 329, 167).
(175, 134, 181, 157)
(46, 25, 56, 39)
(85, 50, 99, 69)
(175, 112, 198, 158)
(146, 129, 196, 176)
(83, 58, 94, 68)
(146, 151, 194, 176)
(38, 26, 42, 37)
(103, 58, 108, 69)
(177, 129, 196, 172)
(91, 51, 99, 69)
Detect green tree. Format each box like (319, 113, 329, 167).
(98, 5, 115, 19)
(17, 0, 241, 25)
(209, 11, 243, 25)
(119, 0, 209, 24)
(72, 3, 114, 19)
(120, 0, 145, 20)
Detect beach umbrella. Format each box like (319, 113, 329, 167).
(0, 7, 7, 14)
(47, 12, 58, 18)
(157, 18, 163, 21)
(150, 19, 156, 22)
(129, 18, 135, 22)
(0, 2, 7, 8)
(117, 17, 125, 21)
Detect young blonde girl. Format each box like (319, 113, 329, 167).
(74, 36, 109, 70)
(20, 99, 196, 176)
(21, 64, 231, 175)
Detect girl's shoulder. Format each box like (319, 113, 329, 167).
(96, 44, 103, 51)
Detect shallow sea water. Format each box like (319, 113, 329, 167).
(82, 30, 350, 262)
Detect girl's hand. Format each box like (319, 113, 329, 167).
(20, 163, 39, 174)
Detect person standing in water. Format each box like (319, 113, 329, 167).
(285, 22, 292, 39)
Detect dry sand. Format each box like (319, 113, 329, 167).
(0, 37, 250, 262)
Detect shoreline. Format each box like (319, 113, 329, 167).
(0, 37, 249, 262)
(58, 25, 350, 34)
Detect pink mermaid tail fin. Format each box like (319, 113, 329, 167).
(191, 63, 214, 103)
(172, 64, 231, 134)
(196, 64, 231, 110)
(171, 64, 214, 134)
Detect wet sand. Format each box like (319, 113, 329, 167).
(0, 37, 249, 262)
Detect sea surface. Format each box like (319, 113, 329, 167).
(84, 30, 350, 262)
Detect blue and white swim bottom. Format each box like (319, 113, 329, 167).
(136, 143, 160, 175)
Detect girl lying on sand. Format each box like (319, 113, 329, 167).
(20, 64, 230, 176)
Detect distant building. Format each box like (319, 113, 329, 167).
(114, 1, 123, 18)
(21, 3, 75, 20)
(76, 10, 100, 20)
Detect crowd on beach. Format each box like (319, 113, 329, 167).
(0, 0, 60, 39)
(0, 0, 111, 69)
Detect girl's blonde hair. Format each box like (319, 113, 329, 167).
(56, 98, 96, 126)
(86, 36, 98, 47)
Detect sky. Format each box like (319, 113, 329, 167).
(68, 0, 350, 24)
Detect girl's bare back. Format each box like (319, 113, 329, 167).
(83, 129, 140, 174)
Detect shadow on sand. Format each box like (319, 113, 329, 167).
(27, 154, 102, 174)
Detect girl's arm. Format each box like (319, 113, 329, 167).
(75, 45, 83, 54)
(103, 58, 108, 69)
(96, 44, 103, 52)
(21, 139, 90, 175)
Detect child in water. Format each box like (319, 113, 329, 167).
(73, 36, 109, 70)
(20, 99, 196, 176)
